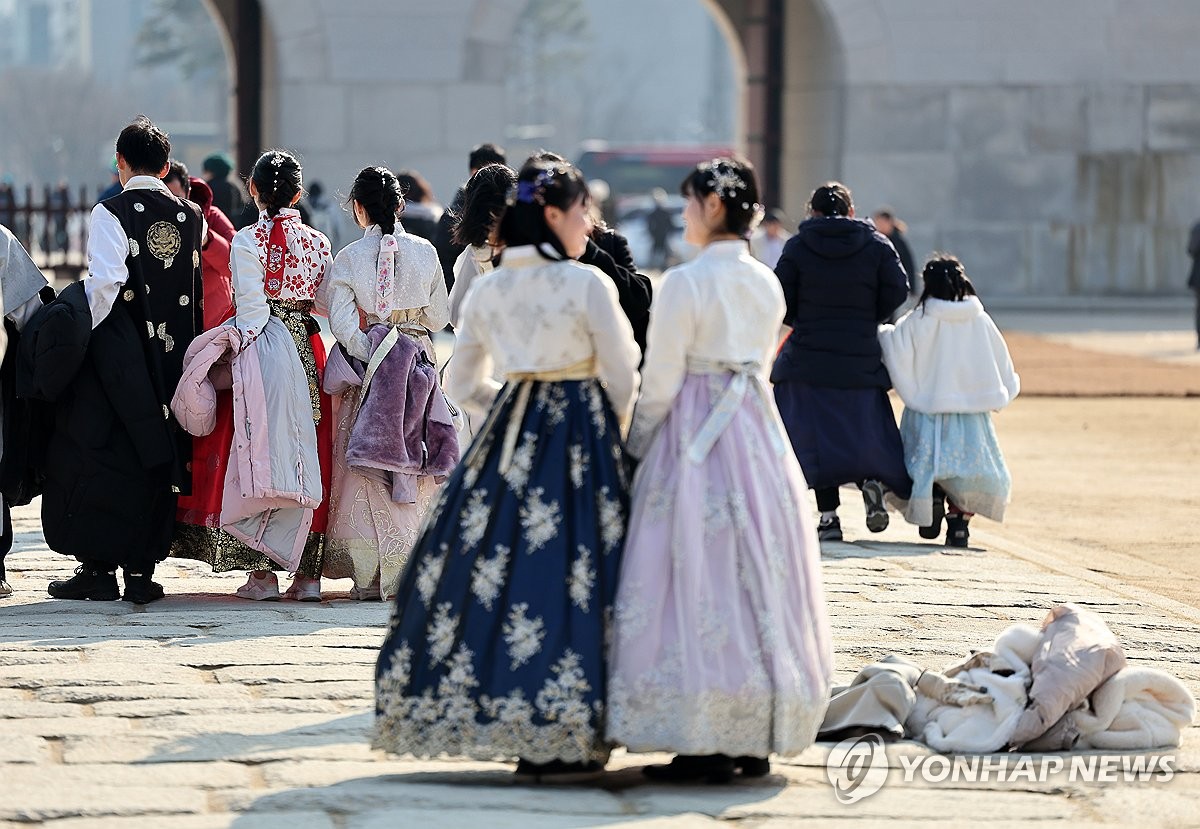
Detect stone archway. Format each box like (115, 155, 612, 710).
(205, 0, 1200, 295)
(196, 0, 263, 177)
(703, 0, 845, 217)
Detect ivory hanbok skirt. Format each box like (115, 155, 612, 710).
(322, 383, 439, 599)
(607, 371, 833, 757)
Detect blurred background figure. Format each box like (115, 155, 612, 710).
(646, 187, 675, 271)
(395, 169, 442, 242)
(162, 159, 190, 200)
(303, 181, 347, 252)
(872, 206, 916, 295)
(588, 178, 615, 227)
(1188, 217, 1200, 349)
(201, 152, 246, 226)
(434, 142, 507, 289)
(162, 160, 236, 327)
(447, 163, 516, 329)
(49, 181, 69, 251)
(96, 159, 122, 203)
(750, 208, 791, 269)
(0, 179, 16, 235)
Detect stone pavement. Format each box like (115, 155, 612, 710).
(2, 495, 1198, 829)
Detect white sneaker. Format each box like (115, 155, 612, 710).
(283, 575, 321, 602)
(0, 579, 12, 598)
(235, 572, 280, 601)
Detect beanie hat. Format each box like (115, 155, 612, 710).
(202, 153, 233, 179)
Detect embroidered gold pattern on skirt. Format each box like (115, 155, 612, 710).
(268, 299, 323, 426)
(171, 523, 325, 578)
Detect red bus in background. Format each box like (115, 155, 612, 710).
(575, 143, 735, 206)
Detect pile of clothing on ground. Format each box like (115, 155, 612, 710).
(820, 603, 1196, 752)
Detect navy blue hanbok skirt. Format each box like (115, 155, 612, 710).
(374, 378, 629, 764)
(774, 380, 912, 498)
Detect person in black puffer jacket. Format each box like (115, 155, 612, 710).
(771, 181, 912, 542)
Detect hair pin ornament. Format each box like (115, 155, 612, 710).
(707, 162, 747, 201)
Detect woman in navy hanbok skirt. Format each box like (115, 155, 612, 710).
(374, 159, 641, 778)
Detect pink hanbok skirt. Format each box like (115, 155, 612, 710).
(607, 372, 834, 757)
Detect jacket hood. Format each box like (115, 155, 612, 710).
(188, 177, 214, 211)
(912, 295, 985, 322)
(796, 216, 877, 259)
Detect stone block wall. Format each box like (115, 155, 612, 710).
(244, 0, 1200, 296)
(815, 1, 1200, 296)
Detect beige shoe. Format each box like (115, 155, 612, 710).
(282, 575, 321, 602)
(235, 572, 280, 601)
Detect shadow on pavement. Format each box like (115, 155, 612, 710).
(820, 539, 970, 559)
(138, 713, 375, 765)
(226, 767, 788, 828)
(0, 592, 390, 647)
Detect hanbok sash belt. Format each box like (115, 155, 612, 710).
(361, 323, 432, 395)
(463, 357, 597, 475)
(684, 358, 788, 464)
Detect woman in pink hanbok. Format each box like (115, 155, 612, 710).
(607, 158, 833, 782)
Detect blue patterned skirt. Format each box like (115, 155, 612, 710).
(374, 379, 629, 764)
(896, 409, 1011, 526)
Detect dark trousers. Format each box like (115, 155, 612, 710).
(1194, 289, 1200, 345)
(0, 501, 11, 581)
(78, 491, 175, 576)
(815, 486, 843, 512)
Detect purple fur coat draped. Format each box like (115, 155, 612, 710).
(332, 325, 460, 503)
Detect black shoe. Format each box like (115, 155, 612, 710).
(47, 566, 120, 601)
(734, 756, 770, 777)
(643, 754, 735, 784)
(122, 574, 165, 605)
(862, 480, 889, 533)
(920, 490, 946, 540)
(946, 515, 970, 548)
(817, 515, 843, 542)
(514, 759, 604, 784)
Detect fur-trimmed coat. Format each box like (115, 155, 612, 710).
(878, 296, 1020, 414)
(171, 319, 322, 570)
(324, 324, 459, 504)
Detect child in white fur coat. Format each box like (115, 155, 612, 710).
(878, 254, 1019, 547)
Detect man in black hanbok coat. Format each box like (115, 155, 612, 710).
(19, 117, 203, 604)
(0, 223, 51, 598)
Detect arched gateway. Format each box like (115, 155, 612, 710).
(205, 0, 1200, 296)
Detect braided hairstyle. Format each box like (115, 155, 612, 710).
(918, 254, 977, 307)
(250, 149, 303, 218)
(452, 163, 517, 248)
(496, 158, 589, 261)
(680, 155, 763, 239)
(347, 166, 405, 235)
(809, 181, 853, 218)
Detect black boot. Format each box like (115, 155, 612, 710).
(643, 754, 735, 784)
(47, 565, 120, 601)
(734, 756, 771, 777)
(946, 514, 970, 548)
(513, 758, 604, 783)
(920, 485, 946, 540)
(122, 571, 165, 605)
